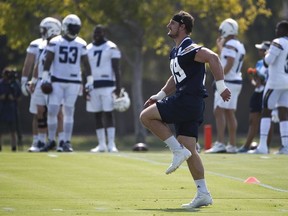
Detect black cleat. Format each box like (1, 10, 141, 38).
(40, 140, 56, 152)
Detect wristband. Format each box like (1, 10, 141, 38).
(31, 77, 37, 84)
(86, 75, 94, 85)
(42, 71, 49, 81)
(151, 90, 166, 100)
(215, 80, 227, 94)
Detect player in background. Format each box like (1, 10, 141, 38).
(21, 18, 48, 152)
(206, 18, 246, 153)
(140, 11, 231, 209)
(29, 17, 65, 151)
(87, 25, 121, 153)
(238, 41, 274, 153)
(40, 14, 93, 152)
(249, 20, 288, 154)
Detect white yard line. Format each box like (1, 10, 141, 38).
(116, 153, 288, 193)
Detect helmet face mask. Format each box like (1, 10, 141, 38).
(62, 14, 81, 39)
(219, 18, 238, 38)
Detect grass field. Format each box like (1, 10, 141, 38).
(0, 135, 288, 216)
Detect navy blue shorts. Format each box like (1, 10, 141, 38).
(249, 91, 263, 113)
(156, 92, 205, 139)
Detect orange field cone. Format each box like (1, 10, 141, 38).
(244, 177, 260, 184)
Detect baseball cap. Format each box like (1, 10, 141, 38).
(255, 41, 271, 50)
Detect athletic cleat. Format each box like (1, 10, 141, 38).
(90, 145, 107, 153)
(62, 141, 73, 152)
(274, 146, 288, 155)
(108, 146, 119, 153)
(40, 140, 56, 152)
(166, 147, 192, 174)
(237, 146, 250, 153)
(56, 140, 65, 152)
(205, 142, 226, 153)
(247, 148, 268, 154)
(182, 191, 213, 209)
(28, 141, 40, 152)
(226, 144, 237, 153)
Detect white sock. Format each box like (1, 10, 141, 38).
(258, 118, 271, 152)
(38, 133, 46, 143)
(48, 123, 57, 141)
(96, 128, 106, 147)
(164, 136, 183, 152)
(57, 132, 65, 144)
(107, 127, 115, 147)
(33, 135, 38, 144)
(195, 179, 209, 194)
(280, 121, 288, 148)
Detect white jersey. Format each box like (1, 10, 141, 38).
(265, 37, 288, 89)
(26, 38, 47, 60)
(220, 39, 246, 81)
(87, 40, 121, 87)
(46, 35, 88, 82)
(37, 46, 49, 80)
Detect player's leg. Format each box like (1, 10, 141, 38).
(87, 89, 108, 152)
(28, 95, 39, 151)
(60, 83, 80, 152)
(276, 90, 288, 154)
(36, 105, 48, 150)
(102, 88, 118, 152)
(140, 103, 191, 174)
(225, 109, 237, 153)
(178, 135, 212, 208)
(56, 106, 65, 152)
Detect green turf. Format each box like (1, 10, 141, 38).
(0, 150, 288, 216)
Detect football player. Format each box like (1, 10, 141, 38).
(249, 20, 288, 154)
(21, 18, 48, 152)
(140, 11, 230, 209)
(40, 14, 93, 152)
(29, 17, 65, 151)
(86, 25, 122, 153)
(206, 18, 246, 153)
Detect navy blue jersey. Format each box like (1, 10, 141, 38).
(169, 37, 208, 98)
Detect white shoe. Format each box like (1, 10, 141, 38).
(226, 144, 237, 153)
(28, 141, 42, 152)
(108, 146, 119, 153)
(274, 146, 288, 154)
(28, 145, 40, 152)
(205, 142, 226, 153)
(182, 191, 213, 209)
(247, 148, 268, 154)
(166, 147, 192, 174)
(90, 145, 107, 153)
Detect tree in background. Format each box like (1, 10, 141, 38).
(0, 0, 275, 143)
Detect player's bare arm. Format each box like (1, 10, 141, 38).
(195, 47, 231, 102)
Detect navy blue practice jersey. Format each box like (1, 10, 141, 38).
(169, 37, 208, 97)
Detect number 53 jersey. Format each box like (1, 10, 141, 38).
(46, 35, 88, 82)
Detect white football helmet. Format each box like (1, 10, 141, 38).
(39, 17, 61, 40)
(62, 14, 81, 39)
(113, 88, 131, 112)
(219, 18, 238, 38)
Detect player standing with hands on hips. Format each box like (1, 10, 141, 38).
(140, 11, 231, 209)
